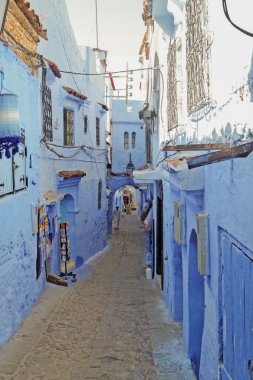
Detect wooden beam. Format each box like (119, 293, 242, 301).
(162, 143, 230, 151)
(187, 141, 253, 169)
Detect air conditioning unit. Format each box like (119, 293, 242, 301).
(196, 211, 209, 276)
(174, 201, 185, 245)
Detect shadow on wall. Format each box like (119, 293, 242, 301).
(75, 256, 84, 268)
(188, 229, 205, 378)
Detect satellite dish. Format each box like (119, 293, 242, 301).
(0, 0, 9, 34)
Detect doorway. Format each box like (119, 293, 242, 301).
(156, 195, 163, 290)
(188, 229, 205, 378)
(60, 194, 76, 260)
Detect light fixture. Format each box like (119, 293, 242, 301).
(0, 0, 9, 34)
(126, 153, 135, 175)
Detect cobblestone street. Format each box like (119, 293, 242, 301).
(0, 215, 195, 380)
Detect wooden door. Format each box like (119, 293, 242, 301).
(221, 235, 253, 380)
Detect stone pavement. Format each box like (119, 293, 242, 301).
(0, 215, 195, 380)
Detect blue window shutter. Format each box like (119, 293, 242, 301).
(13, 144, 26, 191)
(0, 155, 13, 195)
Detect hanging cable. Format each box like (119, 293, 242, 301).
(222, 0, 253, 37)
(59, 67, 159, 76)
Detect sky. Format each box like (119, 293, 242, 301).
(65, 0, 145, 69)
(65, 0, 146, 99)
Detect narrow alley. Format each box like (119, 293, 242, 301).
(0, 215, 194, 380)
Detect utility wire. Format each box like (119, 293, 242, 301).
(222, 0, 253, 37)
(95, 0, 99, 49)
(59, 67, 159, 76)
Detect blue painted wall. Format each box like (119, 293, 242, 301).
(0, 0, 108, 346)
(0, 43, 43, 346)
(111, 100, 146, 173)
(31, 0, 108, 267)
(158, 152, 253, 379)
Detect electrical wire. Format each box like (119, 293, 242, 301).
(0, 37, 159, 77)
(222, 0, 253, 37)
(43, 139, 106, 152)
(41, 139, 106, 161)
(59, 67, 159, 76)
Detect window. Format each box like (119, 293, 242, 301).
(63, 108, 74, 146)
(84, 115, 88, 133)
(42, 68, 53, 141)
(98, 179, 102, 209)
(124, 132, 129, 149)
(0, 144, 27, 197)
(131, 132, 136, 149)
(96, 117, 100, 145)
(186, 0, 210, 115)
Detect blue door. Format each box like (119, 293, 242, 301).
(60, 195, 76, 259)
(221, 234, 253, 380)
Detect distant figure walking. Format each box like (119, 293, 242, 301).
(113, 206, 122, 229)
(125, 203, 131, 215)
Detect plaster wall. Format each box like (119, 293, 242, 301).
(30, 0, 108, 267)
(111, 100, 146, 173)
(0, 44, 43, 346)
(199, 155, 253, 379)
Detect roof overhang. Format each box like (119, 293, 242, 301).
(133, 168, 162, 184)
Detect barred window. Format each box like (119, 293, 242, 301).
(186, 0, 211, 115)
(84, 115, 88, 133)
(96, 117, 100, 145)
(98, 179, 102, 210)
(124, 132, 129, 149)
(42, 69, 53, 141)
(167, 38, 178, 131)
(63, 109, 74, 146)
(131, 132, 136, 149)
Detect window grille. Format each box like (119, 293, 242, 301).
(186, 0, 211, 115)
(84, 115, 88, 133)
(96, 117, 100, 145)
(41, 68, 53, 141)
(98, 179, 102, 209)
(131, 132, 136, 149)
(124, 132, 129, 149)
(64, 109, 74, 146)
(167, 38, 178, 131)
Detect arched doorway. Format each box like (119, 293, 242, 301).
(106, 176, 139, 235)
(60, 194, 76, 261)
(188, 229, 205, 378)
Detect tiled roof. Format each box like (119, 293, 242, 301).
(97, 102, 109, 111)
(58, 170, 86, 179)
(44, 58, 61, 78)
(62, 86, 88, 100)
(15, 0, 47, 40)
